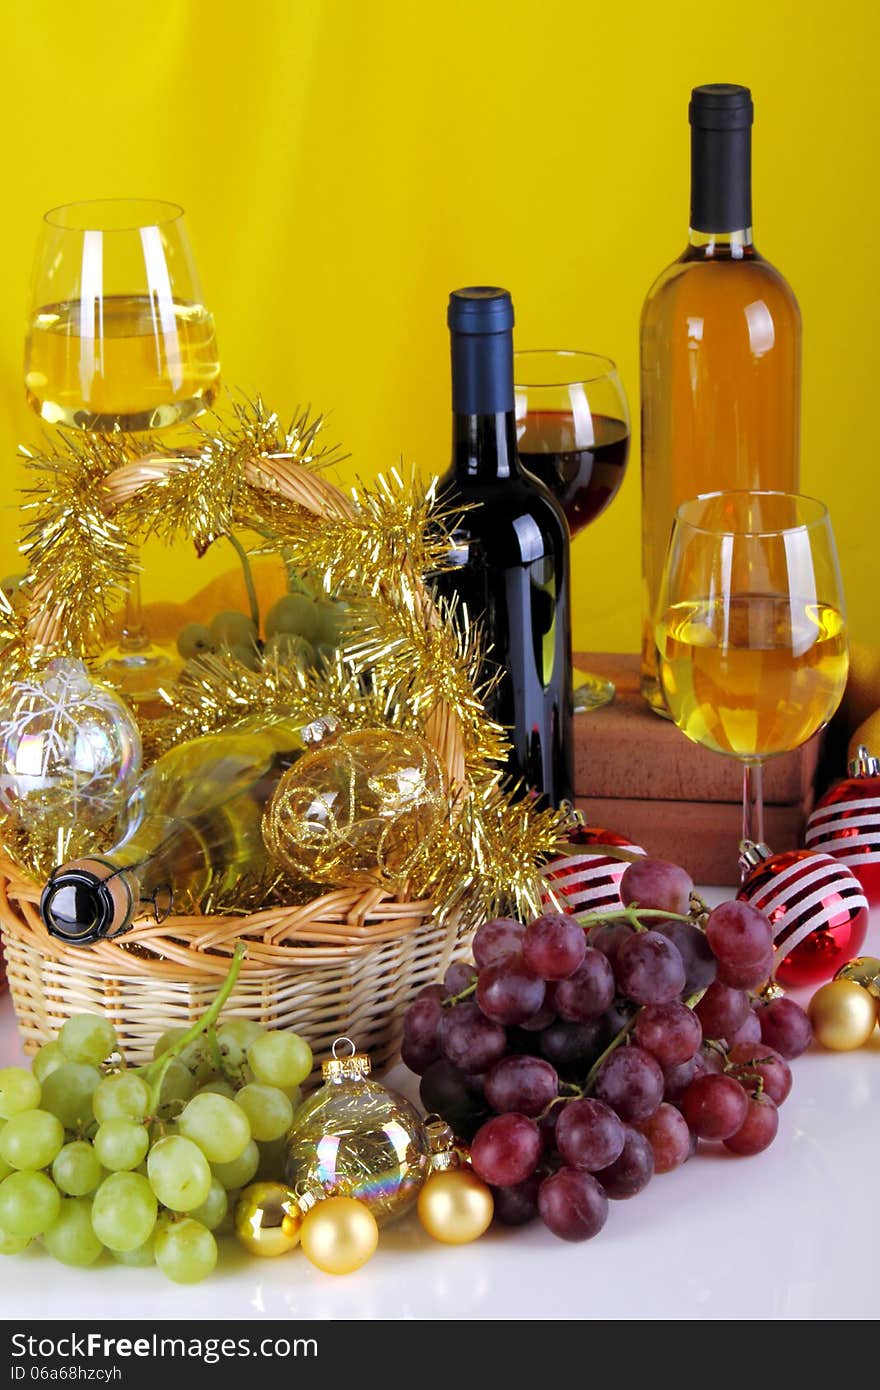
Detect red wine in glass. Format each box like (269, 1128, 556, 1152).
(514, 351, 631, 711)
(517, 411, 630, 537)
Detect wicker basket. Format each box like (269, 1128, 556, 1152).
(0, 450, 470, 1067)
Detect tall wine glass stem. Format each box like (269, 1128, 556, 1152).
(571, 528, 615, 713)
(119, 571, 149, 653)
(741, 760, 765, 869)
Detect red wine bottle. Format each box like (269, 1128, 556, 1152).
(434, 287, 574, 807)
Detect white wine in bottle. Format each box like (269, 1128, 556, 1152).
(640, 84, 801, 712)
(40, 715, 329, 944)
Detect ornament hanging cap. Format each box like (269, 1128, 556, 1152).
(423, 1115, 460, 1172)
(322, 1037, 372, 1082)
(848, 745, 880, 778)
(739, 839, 772, 872)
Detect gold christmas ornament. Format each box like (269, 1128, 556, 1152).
(234, 1181, 303, 1257)
(284, 1038, 428, 1224)
(417, 1168, 495, 1246)
(264, 728, 446, 888)
(808, 979, 879, 1051)
(299, 1195, 379, 1276)
(416, 1121, 493, 1245)
(835, 956, 880, 1000)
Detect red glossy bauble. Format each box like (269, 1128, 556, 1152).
(542, 825, 646, 916)
(805, 746, 880, 908)
(737, 844, 869, 988)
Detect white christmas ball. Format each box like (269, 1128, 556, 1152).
(0, 657, 141, 831)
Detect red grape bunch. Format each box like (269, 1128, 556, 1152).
(402, 855, 813, 1243)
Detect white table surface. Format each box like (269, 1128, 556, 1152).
(1, 888, 878, 1323)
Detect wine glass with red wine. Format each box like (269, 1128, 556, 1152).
(514, 350, 630, 711)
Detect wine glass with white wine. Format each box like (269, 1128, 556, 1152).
(655, 490, 849, 867)
(24, 198, 221, 701)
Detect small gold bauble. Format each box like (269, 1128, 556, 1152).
(234, 1182, 302, 1257)
(417, 1167, 494, 1245)
(835, 956, 880, 1001)
(299, 1195, 379, 1275)
(809, 979, 878, 1051)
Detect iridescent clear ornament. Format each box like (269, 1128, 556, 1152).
(264, 728, 446, 888)
(285, 1038, 428, 1225)
(0, 658, 142, 833)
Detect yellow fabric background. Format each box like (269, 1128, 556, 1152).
(0, 0, 876, 650)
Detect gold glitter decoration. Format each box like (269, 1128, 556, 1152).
(18, 430, 142, 656)
(264, 729, 447, 888)
(7, 394, 570, 923)
(141, 647, 377, 763)
(0, 588, 31, 687)
(116, 397, 345, 557)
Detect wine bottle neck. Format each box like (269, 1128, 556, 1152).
(448, 287, 519, 481)
(689, 100, 752, 236)
(687, 226, 754, 256)
(452, 410, 522, 480)
(39, 856, 138, 944)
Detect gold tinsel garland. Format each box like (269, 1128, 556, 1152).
(18, 430, 142, 657)
(5, 396, 568, 925)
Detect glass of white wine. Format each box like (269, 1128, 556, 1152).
(25, 198, 219, 430)
(24, 199, 221, 702)
(655, 491, 849, 862)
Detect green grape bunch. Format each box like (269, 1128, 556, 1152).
(0, 953, 313, 1283)
(176, 571, 346, 678)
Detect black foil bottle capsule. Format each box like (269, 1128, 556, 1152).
(434, 287, 574, 808)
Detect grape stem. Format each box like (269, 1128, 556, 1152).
(729, 1065, 765, 1098)
(442, 979, 477, 1007)
(206, 1025, 225, 1078)
(582, 1013, 640, 1093)
(226, 533, 261, 632)
(575, 905, 700, 932)
(140, 942, 247, 1117)
(537, 1094, 570, 1121)
(542, 983, 712, 1112)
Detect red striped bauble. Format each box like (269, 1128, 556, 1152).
(737, 844, 869, 988)
(805, 746, 880, 908)
(541, 826, 646, 917)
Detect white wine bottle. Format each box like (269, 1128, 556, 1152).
(640, 84, 801, 712)
(40, 715, 329, 944)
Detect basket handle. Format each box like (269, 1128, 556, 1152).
(27, 450, 468, 800)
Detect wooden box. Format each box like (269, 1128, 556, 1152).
(572, 654, 822, 887)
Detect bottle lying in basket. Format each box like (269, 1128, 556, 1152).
(39, 714, 333, 945)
